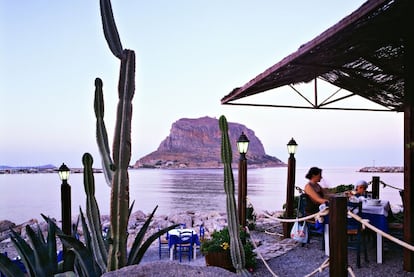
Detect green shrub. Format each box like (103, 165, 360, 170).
(201, 227, 257, 271)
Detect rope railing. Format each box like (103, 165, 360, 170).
(305, 258, 329, 277)
(378, 180, 403, 192)
(263, 208, 329, 224)
(245, 226, 279, 277)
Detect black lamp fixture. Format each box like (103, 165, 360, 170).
(237, 132, 250, 158)
(287, 137, 298, 156)
(58, 163, 72, 237)
(58, 163, 70, 182)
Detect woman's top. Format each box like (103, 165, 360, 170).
(305, 182, 325, 215)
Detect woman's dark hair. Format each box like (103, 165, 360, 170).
(305, 167, 322, 179)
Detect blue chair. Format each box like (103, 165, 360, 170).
(298, 193, 325, 249)
(0, 252, 27, 275)
(199, 224, 205, 240)
(158, 229, 170, 259)
(176, 230, 195, 262)
(347, 201, 368, 268)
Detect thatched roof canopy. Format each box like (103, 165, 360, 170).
(221, 0, 408, 112)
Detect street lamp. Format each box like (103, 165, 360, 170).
(237, 132, 249, 227)
(58, 163, 71, 236)
(284, 138, 298, 238)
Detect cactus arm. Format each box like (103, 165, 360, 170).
(94, 78, 115, 186)
(107, 49, 135, 271)
(99, 0, 123, 59)
(82, 153, 108, 273)
(219, 115, 250, 276)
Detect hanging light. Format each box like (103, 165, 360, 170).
(58, 163, 70, 182)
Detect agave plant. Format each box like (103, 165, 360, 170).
(0, 218, 75, 277)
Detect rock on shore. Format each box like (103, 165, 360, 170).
(1, 210, 295, 262)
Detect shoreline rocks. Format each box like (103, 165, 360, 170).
(1, 210, 289, 260)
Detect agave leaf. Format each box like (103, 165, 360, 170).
(10, 228, 36, 276)
(129, 200, 135, 218)
(46, 218, 58, 273)
(127, 224, 179, 265)
(57, 234, 102, 277)
(78, 207, 93, 252)
(0, 253, 26, 277)
(127, 206, 179, 265)
(26, 225, 55, 276)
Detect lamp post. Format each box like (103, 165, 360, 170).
(58, 163, 71, 236)
(284, 138, 298, 238)
(237, 132, 249, 228)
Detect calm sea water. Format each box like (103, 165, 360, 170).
(0, 167, 404, 224)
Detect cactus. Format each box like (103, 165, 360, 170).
(94, 0, 135, 270)
(219, 115, 251, 276)
(54, 153, 179, 275)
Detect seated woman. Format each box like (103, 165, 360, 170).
(304, 167, 329, 215)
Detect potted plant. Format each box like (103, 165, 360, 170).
(200, 226, 257, 273)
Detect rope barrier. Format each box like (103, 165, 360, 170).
(245, 226, 279, 277)
(264, 225, 284, 237)
(347, 266, 356, 277)
(263, 208, 329, 224)
(305, 258, 329, 277)
(379, 180, 403, 192)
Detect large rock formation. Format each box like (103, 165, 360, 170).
(134, 116, 285, 168)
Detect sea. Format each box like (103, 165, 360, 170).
(0, 167, 404, 224)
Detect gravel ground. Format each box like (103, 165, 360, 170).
(252, 235, 414, 277)
(138, 232, 414, 277)
(3, 221, 414, 276)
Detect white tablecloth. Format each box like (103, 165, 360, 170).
(362, 200, 390, 217)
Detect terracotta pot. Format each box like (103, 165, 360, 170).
(204, 251, 235, 272)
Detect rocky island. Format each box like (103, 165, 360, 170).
(134, 116, 285, 169)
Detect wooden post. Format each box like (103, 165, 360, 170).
(403, 9, 414, 269)
(329, 196, 347, 277)
(238, 156, 247, 227)
(284, 154, 296, 238)
(372, 176, 380, 199)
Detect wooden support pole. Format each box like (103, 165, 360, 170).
(238, 156, 247, 228)
(403, 2, 414, 270)
(283, 154, 296, 238)
(372, 176, 380, 199)
(329, 196, 347, 277)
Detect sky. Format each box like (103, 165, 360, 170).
(0, 0, 404, 169)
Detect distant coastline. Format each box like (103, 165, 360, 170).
(1, 165, 404, 174)
(358, 166, 403, 173)
(0, 165, 102, 175)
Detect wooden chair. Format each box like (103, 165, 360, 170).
(298, 193, 325, 250)
(158, 228, 170, 259)
(347, 201, 368, 268)
(176, 230, 195, 262)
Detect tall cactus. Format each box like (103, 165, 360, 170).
(219, 115, 251, 276)
(94, 0, 135, 270)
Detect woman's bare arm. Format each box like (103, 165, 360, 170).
(304, 184, 327, 204)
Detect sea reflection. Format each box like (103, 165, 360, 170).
(0, 167, 404, 223)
